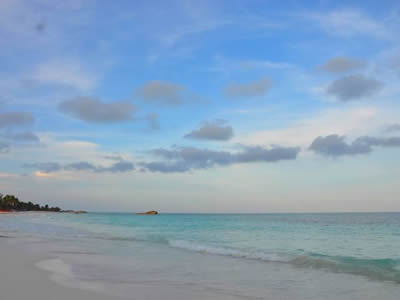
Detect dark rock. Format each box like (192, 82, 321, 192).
(137, 210, 158, 215)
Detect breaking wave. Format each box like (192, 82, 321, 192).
(168, 239, 400, 283)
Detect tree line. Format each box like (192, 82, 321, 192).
(0, 193, 61, 212)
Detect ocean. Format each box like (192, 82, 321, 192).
(1, 212, 400, 299)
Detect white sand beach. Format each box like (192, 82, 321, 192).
(0, 237, 122, 300)
(1, 235, 255, 300)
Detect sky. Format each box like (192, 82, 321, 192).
(1, 0, 400, 212)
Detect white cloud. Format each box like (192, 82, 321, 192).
(224, 78, 273, 98)
(0, 58, 99, 99)
(5, 133, 137, 178)
(6, 135, 98, 165)
(31, 59, 98, 91)
(316, 56, 367, 73)
(209, 55, 293, 78)
(34, 171, 53, 178)
(305, 9, 391, 39)
(239, 60, 293, 70)
(152, 0, 226, 47)
(235, 106, 396, 149)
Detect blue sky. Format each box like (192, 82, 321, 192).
(1, 0, 400, 212)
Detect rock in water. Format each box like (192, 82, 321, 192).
(137, 210, 158, 215)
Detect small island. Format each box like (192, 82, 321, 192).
(137, 210, 159, 215)
(61, 210, 88, 214)
(0, 193, 61, 212)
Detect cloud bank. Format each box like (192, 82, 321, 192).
(309, 134, 400, 157)
(140, 145, 300, 173)
(24, 160, 135, 174)
(23, 162, 62, 173)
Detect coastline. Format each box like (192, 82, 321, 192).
(2, 212, 400, 300)
(0, 237, 121, 300)
(0, 232, 263, 300)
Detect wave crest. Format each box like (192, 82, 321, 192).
(168, 239, 400, 283)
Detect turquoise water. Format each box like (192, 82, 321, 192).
(2, 212, 400, 299)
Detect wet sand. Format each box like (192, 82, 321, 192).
(0, 238, 122, 300)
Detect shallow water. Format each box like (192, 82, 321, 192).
(1, 212, 400, 299)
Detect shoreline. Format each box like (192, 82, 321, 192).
(1, 233, 257, 300)
(2, 213, 400, 300)
(0, 237, 122, 300)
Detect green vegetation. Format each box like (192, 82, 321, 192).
(0, 193, 61, 212)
